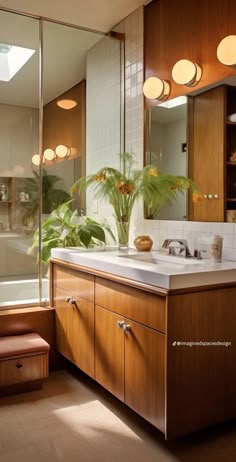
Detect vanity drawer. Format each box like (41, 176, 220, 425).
(95, 277, 166, 333)
(0, 354, 48, 386)
(53, 265, 94, 303)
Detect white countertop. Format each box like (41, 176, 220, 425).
(50, 247, 236, 290)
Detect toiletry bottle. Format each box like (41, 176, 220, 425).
(210, 235, 223, 262)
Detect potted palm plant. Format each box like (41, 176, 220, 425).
(71, 152, 202, 248)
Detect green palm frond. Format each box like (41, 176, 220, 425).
(70, 152, 199, 223)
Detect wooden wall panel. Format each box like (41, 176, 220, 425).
(43, 80, 86, 171)
(145, 0, 236, 106)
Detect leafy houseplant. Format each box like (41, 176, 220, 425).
(28, 201, 115, 265)
(71, 152, 201, 248)
(19, 169, 71, 228)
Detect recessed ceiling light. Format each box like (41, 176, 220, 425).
(56, 99, 78, 110)
(0, 42, 35, 82)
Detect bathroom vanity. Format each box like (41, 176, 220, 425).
(50, 249, 236, 439)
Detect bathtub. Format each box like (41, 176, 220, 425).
(0, 278, 49, 307)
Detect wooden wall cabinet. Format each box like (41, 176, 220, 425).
(50, 260, 236, 439)
(188, 84, 236, 222)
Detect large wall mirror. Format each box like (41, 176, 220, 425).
(0, 9, 124, 307)
(145, 75, 236, 222)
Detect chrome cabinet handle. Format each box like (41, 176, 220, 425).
(123, 323, 131, 332)
(66, 297, 76, 305)
(204, 193, 219, 199)
(117, 320, 124, 328)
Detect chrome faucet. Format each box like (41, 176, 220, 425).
(162, 239, 192, 258)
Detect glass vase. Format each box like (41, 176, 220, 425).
(116, 220, 130, 250)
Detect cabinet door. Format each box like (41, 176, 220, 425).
(188, 86, 225, 221)
(124, 319, 166, 433)
(54, 287, 74, 362)
(71, 296, 94, 378)
(95, 305, 124, 401)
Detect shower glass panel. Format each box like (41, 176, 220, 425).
(41, 21, 123, 300)
(0, 10, 41, 307)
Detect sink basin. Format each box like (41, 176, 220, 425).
(120, 252, 203, 265)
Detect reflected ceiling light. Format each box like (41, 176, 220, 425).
(159, 95, 187, 109)
(32, 154, 41, 166)
(55, 145, 70, 158)
(217, 35, 236, 66)
(43, 148, 55, 161)
(56, 99, 78, 110)
(143, 77, 170, 101)
(172, 59, 202, 86)
(0, 42, 35, 82)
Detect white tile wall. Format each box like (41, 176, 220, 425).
(87, 6, 236, 260)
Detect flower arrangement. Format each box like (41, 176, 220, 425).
(71, 152, 201, 248)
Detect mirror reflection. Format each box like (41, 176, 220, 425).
(0, 10, 123, 307)
(0, 10, 40, 307)
(145, 76, 236, 222)
(146, 97, 187, 220)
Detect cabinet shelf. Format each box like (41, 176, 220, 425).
(227, 161, 236, 165)
(227, 198, 236, 201)
(226, 120, 236, 125)
(0, 201, 12, 204)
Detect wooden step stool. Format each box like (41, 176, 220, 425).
(0, 333, 50, 396)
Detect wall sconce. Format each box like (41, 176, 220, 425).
(143, 77, 170, 101)
(172, 59, 202, 87)
(217, 35, 236, 67)
(55, 144, 70, 158)
(31, 154, 41, 166)
(43, 148, 55, 161)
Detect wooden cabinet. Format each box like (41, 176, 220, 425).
(188, 84, 236, 222)
(188, 86, 225, 221)
(53, 286, 94, 378)
(95, 305, 165, 432)
(226, 85, 236, 220)
(95, 306, 124, 401)
(50, 260, 236, 439)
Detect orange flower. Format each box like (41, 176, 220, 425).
(171, 179, 189, 190)
(148, 167, 159, 177)
(192, 191, 204, 203)
(94, 173, 106, 182)
(70, 184, 78, 194)
(115, 181, 135, 195)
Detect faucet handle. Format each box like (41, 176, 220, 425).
(162, 239, 171, 249)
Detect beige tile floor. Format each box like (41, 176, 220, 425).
(0, 368, 235, 462)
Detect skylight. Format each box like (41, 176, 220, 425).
(159, 95, 187, 109)
(0, 43, 36, 82)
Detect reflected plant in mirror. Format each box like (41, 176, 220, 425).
(71, 152, 200, 249)
(145, 96, 192, 220)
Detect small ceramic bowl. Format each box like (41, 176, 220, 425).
(134, 235, 153, 251)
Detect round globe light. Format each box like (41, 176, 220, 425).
(32, 154, 41, 166)
(217, 35, 236, 66)
(44, 148, 55, 161)
(172, 59, 202, 87)
(143, 77, 170, 101)
(55, 145, 70, 158)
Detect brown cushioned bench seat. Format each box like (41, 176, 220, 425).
(0, 333, 50, 360)
(0, 333, 50, 396)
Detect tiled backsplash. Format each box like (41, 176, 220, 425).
(87, 6, 236, 261)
